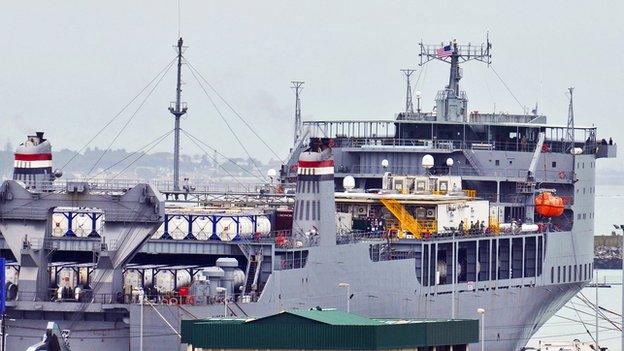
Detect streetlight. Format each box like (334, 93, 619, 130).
(216, 287, 228, 317)
(613, 224, 624, 351)
(338, 283, 351, 313)
(477, 308, 485, 351)
(139, 288, 144, 351)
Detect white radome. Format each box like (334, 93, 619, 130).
(446, 158, 454, 167)
(381, 159, 389, 168)
(343, 175, 355, 190)
(422, 154, 434, 169)
(267, 168, 277, 178)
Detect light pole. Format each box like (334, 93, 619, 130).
(613, 224, 624, 351)
(138, 288, 144, 351)
(477, 308, 485, 351)
(338, 283, 350, 313)
(216, 287, 228, 317)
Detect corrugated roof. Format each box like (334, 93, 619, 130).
(181, 310, 480, 349)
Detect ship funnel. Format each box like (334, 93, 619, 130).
(13, 132, 54, 191)
(292, 148, 336, 246)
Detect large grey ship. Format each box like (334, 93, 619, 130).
(0, 37, 617, 351)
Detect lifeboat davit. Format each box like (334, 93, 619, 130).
(535, 192, 564, 217)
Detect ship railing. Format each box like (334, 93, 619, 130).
(336, 230, 392, 245)
(336, 137, 460, 150)
(322, 134, 598, 156)
(12, 289, 247, 306)
(468, 112, 545, 124)
(28, 178, 272, 195)
(341, 164, 574, 181)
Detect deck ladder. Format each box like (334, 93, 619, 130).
(380, 198, 424, 239)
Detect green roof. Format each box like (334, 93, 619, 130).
(254, 309, 383, 326)
(181, 309, 479, 350)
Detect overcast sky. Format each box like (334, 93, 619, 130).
(1, 1, 622, 168)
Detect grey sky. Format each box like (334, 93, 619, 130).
(1, 1, 622, 169)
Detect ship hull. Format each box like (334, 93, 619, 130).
(6, 233, 588, 351)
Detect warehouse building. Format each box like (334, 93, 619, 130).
(181, 309, 479, 351)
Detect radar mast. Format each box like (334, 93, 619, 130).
(418, 36, 492, 121)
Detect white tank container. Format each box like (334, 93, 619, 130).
(57, 269, 77, 289)
(74, 213, 91, 237)
(168, 215, 188, 240)
(155, 271, 175, 293)
(51, 213, 68, 237)
(176, 270, 192, 288)
(216, 218, 238, 241)
(256, 216, 271, 236)
(193, 216, 213, 240)
(124, 270, 141, 289)
(238, 217, 254, 238)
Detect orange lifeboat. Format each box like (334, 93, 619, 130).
(535, 192, 564, 217)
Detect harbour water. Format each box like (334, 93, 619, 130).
(527, 183, 624, 350)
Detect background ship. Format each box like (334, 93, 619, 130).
(0, 37, 617, 351)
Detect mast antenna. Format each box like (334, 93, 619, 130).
(291, 81, 304, 144)
(418, 35, 492, 121)
(419, 35, 492, 96)
(400, 69, 416, 113)
(565, 87, 575, 152)
(169, 37, 188, 191)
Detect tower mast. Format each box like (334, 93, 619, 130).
(291, 81, 304, 144)
(400, 69, 415, 113)
(169, 37, 188, 191)
(565, 87, 575, 152)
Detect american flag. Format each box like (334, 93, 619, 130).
(436, 44, 453, 58)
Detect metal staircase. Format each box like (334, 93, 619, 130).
(380, 198, 424, 239)
(244, 254, 261, 295)
(462, 149, 485, 176)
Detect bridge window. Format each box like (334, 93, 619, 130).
(551, 161, 557, 168)
(551, 267, 554, 284)
(557, 266, 561, 283)
(563, 266, 566, 282)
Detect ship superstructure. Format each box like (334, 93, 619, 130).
(0, 38, 618, 351)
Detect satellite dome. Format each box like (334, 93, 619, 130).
(267, 168, 277, 178)
(343, 175, 355, 190)
(381, 159, 389, 168)
(422, 155, 434, 169)
(446, 158, 454, 167)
